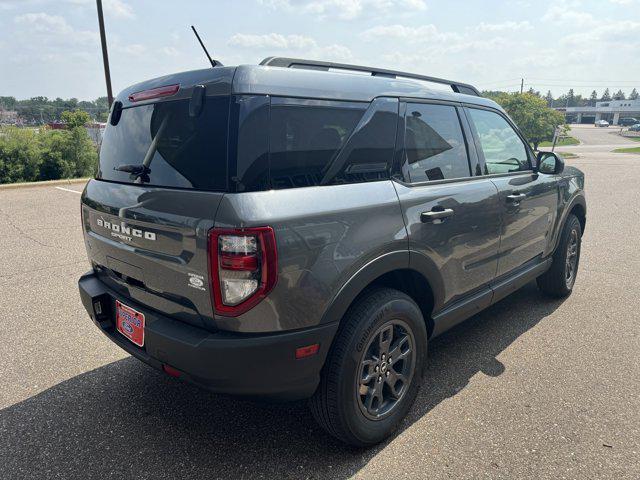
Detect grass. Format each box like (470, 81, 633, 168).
(624, 136, 640, 142)
(539, 136, 580, 147)
(556, 151, 578, 159)
(613, 147, 640, 154)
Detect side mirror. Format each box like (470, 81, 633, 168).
(536, 151, 564, 175)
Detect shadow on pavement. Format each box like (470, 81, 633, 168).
(0, 282, 564, 479)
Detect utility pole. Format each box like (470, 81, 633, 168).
(520, 78, 524, 94)
(96, 0, 113, 107)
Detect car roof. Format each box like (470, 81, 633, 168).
(232, 64, 501, 110)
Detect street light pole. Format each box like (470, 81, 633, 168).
(96, 0, 113, 107)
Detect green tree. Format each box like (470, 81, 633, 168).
(590, 90, 598, 106)
(0, 127, 42, 183)
(61, 109, 90, 128)
(630, 88, 639, 100)
(493, 92, 566, 151)
(0, 96, 17, 110)
(613, 89, 626, 100)
(544, 90, 554, 107)
(601, 88, 611, 101)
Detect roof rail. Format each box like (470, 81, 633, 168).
(259, 57, 481, 97)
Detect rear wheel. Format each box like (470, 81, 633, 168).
(537, 213, 582, 297)
(309, 288, 427, 446)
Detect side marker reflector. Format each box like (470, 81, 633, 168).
(295, 343, 320, 359)
(162, 364, 182, 377)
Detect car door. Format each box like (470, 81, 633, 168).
(393, 101, 502, 320)
(465, 106, 559, 278)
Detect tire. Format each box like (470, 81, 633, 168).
(537, 213, 582, 297)
(309, 287, 427, 447)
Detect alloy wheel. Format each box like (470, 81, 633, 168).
(565, 228, 579, 288)
(356, 320, 416, 420)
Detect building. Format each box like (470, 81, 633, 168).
(560, 99, 640, 125)
(0, 109, 19, 124)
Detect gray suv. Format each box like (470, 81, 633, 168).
(78, 57, 586, 446)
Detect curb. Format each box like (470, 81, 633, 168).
(0, 177, 90, 191)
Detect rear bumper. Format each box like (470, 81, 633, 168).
(78, 271, 338, 400)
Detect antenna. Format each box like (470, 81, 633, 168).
(191, 25, 220, 68)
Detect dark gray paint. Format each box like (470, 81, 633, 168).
(82, 61, 586, 339)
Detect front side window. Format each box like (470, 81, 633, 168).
(403, 103, 470, 182)
(467, 108, 529, 174)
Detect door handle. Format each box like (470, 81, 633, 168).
(506, 193, 526, 203)
(421, 208, 454, 223)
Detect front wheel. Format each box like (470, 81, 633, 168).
(537, 213, 582, 297)
(309, 288, 427, 446)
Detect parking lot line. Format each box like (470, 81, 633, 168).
(55, 186, 82, 194)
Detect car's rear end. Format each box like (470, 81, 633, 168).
(79, 64, 408, 400)
(78, 67, 336, 399)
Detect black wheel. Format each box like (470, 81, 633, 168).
(537, 213, 582, 297)
(309, 288, 427, 446)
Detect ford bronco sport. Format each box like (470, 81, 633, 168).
(79, 57, 586, 446)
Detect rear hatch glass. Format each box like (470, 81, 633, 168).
(98, 96, 230, 191)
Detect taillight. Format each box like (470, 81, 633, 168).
(128, 84, 180, 102)
(208, 227, 278, 316)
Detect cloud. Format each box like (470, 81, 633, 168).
(104, 0, 134, 18)
(13, 12, 98, 44)
(63, 0, 135, 18)
(229, 33, 317, 50)
(359, 24, 461, 43)
(14, 12, 73, 35)
(161, 46, 180, 57)
(227, 32, 352, 62)
(541, 5, 596, 27)
(258, 0, 426, 20)
(560, 19, 640, 46)
(475, 21, 532, 32)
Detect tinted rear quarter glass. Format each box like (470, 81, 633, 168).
(269, 98, 366, 189)
(231, 96, 399, 191)
(99, 96, 230, 191)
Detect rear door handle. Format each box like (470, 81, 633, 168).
(421, 208, 454, 223)
(506, 193, 526, 203)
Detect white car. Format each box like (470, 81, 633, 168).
(595, 120, 610, 127)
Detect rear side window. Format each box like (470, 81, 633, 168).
(467, 108, 530, 174)
(403, 103, 470, 182)
(269, 98, 366, 189)
(98, 96, 229, 191)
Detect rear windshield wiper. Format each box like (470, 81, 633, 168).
(113, 114, 170, 184)
(114, 164, 149, 175)
(113, 164, 151, 182)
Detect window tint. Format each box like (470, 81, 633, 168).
(468, 108, 529, 174)
(269, 98, 366, 189)
(403, 103, 470, 182)
(99, 97, 229, 191)
(322, 97, 398, 185)
(231, 95, 270, 192)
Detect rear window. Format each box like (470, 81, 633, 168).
(98, 96, 230, 191)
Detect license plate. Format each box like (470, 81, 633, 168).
(115, 300, 145, 347)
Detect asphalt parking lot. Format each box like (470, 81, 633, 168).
(1, 125, 638, 479)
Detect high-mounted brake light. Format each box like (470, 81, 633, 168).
(128, 84, 180, 102)
(208, 227, 278, 316)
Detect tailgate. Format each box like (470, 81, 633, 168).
(81, 179, 223, 329)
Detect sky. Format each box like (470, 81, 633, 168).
(0, 0, 638, 101)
